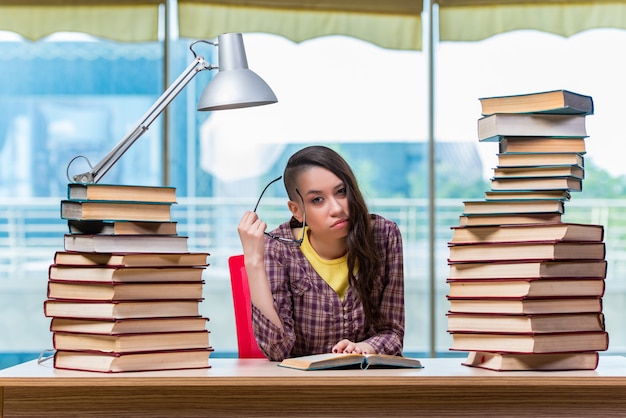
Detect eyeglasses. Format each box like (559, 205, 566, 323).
(253, 176, 306, 245)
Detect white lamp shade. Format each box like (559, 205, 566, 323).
(197, 33, 277, 111)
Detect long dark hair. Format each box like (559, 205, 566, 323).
(283, 145, 387, 331)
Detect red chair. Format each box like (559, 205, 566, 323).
(228, 254, 266, 358)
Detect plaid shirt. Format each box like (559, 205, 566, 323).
(252, 214, 405, 361)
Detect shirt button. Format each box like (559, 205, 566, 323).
(343, 314, 349, 319)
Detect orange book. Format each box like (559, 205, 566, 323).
(462, 351, 599, 371)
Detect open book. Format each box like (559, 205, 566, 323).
(278, 353, 423, 371)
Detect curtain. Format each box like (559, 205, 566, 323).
(3, 1, 624, 48)
(0, 0, 164, 42)
(437, 0, 626, 42)
(177, 0, 423, 50)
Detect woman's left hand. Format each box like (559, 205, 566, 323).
(332, 339, 375, 355)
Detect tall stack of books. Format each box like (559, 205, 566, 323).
(44, 183, 212, 372)
(447, 90, 609, 371)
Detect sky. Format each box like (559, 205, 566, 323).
(2, 28, 625, 179)
(204, 29, 626, 180)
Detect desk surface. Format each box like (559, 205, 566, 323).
(2, 356, 626, 417)
(2, 355, 626, 385)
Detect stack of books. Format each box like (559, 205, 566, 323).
(447, 90, 609, 371)
(44, 183, 212, 372)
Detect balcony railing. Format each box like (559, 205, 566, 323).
(2, 197, 626, 354)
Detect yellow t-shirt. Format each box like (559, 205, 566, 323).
(300, 227, 351, 299)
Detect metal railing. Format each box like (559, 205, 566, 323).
(2, 197, 626, 354)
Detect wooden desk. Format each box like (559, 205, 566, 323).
(2, 356, 626, 417)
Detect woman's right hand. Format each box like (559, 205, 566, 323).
(237, 211, 284, 331)
(237, 211, 267, 266)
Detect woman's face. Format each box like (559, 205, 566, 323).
(290, 166, 350, 241)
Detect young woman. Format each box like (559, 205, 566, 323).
(237, 145, 405, 361)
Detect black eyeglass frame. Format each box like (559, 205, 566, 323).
(253, 176, 306, 245)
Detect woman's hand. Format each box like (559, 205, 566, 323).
(332, 339, 376, 355)
(237, 211, 284, 330)
(237, 211, 266, 265)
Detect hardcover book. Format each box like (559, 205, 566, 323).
(496, 152, 584, 168)
(63, 234, 189, 253)
(447, 297, 603, 315)
(499, 137, 586, 154)
(50, 316, 209, 335)
(67, 183, 177, 203)
(449, 223, 604, 244)
(462, 351, 599, 371)
(446, 312, 605, 334)
(61, 200, 173, 222)
(53, 330, 211, 353)
(458, 213, 562, 227)
(44, 299, 202, 319)
(478, 114, 587, 142)
(68, 220, 178, 235)
(484, 190, 571, 201)
(446, 278, 605, 299)
(462, 199, 564, 215)
(479, 90, 594, 116)
(448, 260, 607, 280)
(447, 241, 605, 263)
(492, 165, 584, 179)
(489, 176, 582, 192)
(53, 348, 212, 373)
(49, 264, 206, 283)
(449, 331, 609, 353)
(53, 251, 209, 267)
(277, 353, 423, 371)
(47, 280, 204, 301)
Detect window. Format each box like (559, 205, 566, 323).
(1, 26, 625, 368)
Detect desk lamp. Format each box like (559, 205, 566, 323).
(68, 32, 277, 184)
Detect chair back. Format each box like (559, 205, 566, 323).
(228, 254, 266, 358)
